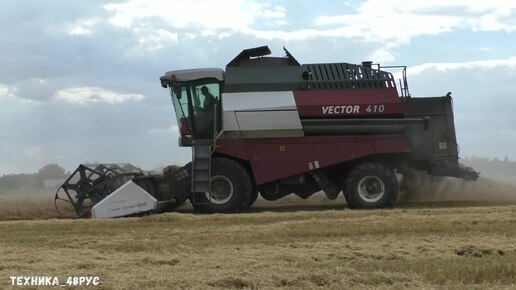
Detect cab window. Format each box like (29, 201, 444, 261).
(189, 82, 221, 139)
(191, 83, 219, 113)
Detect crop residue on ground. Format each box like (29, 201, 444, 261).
(0, 204, 515, 289)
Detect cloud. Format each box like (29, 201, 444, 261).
(103, 0, 262, 30)
(101, 0, 288, 56)
(68, 18, 101, 36)
(97, 0, 516, 60)
(262, 6, 286, 19)
(149, 125, 179, 135)
(0, 83, 18, 99)
(21, 146, 46, 160)
(0, 84, 9, 97)
(369, 49, 396, 63)
(0, 83, 34, 104)
(408, 56, 516, 75)
(261, 6, 288, 26)
(54, 87, 145, 105)
(10, 78, 60, 102)
(316, 1, 516, 45)
(126, 27, 179, 56)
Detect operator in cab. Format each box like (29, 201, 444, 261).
(199, 85, 215, 112)
(192, 85, 218, 139)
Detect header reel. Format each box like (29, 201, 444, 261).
(54, 164, 144, 218)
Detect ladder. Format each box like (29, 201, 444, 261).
(191, 141, 213, 194)
(190, 104, 219, 203)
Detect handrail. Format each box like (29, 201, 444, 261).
(212, 103, 218, 153)
(379, 65, 411, 97)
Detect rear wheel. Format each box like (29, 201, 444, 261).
(191, 158, 252, 213)
(343, 162, 398, 209)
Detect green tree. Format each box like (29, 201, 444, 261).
(38, 164, 67, 180)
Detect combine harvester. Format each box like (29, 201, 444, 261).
(55, 46, 478, 218)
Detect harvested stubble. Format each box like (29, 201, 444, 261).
(0, 205, 515, 289)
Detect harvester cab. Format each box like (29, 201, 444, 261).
(163, 69, 224, 142)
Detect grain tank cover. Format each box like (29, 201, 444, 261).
(223, 46, 397, 93)
(224, 46, 304, 92)
(227, 46, 301, 67)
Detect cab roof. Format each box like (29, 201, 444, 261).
(160, 68, 224, 88)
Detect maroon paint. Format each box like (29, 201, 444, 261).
(293, 88, 403, 117)
(180, 135, 193, 146)
(373, 138, 411, 154)
(215, 138, 249, 161)
(216, 135, 410, 185)
(80, 211, 91, 219)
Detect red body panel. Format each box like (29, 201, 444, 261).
(216, 136, 410, 185)
(293, 88, 403, 117)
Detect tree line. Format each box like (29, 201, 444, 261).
(0, 157, 513, 190)
(0, 164, 69, 189)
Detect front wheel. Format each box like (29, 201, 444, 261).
(190, 158, 253, 213)
(343, 162, 398, 209)
(242, 187, 259, 210)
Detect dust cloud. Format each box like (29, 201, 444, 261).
(399, 169, 516, 203)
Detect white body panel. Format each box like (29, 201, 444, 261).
(223, 111, 241, 132)
(91, 181, 157, 218)
(223, 91, 297, 111)
(235, 111, 302, 131)
(222, 91, 303, 136)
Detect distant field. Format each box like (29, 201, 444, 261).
(1, 205, 515, 289)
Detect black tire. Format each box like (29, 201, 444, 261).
(164, 162, 192, 209)
(343, 162, 398, 209)
(190, 158, 252, 213)
(242, 187, 259, 210)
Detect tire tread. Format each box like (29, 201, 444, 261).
(343, 162, 398, 209)
(191, 158, 253, 213)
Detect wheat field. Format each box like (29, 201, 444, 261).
(0, 205, 515, 289)
(1, 177, 515, 289)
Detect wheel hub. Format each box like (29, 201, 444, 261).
(206, 175, 234, 204)
(357, 175, 385, 203)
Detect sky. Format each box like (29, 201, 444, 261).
(1, 0, 515, 174)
